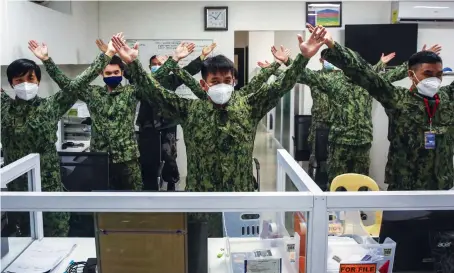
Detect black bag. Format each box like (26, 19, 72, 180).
(315, 127, 329, 162)
(293, 115, 312, 161)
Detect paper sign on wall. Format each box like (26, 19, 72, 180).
(340, 263, 377, 273)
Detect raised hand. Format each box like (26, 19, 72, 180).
(422, 44, 442, 55)
(202, 43, 217, 57)
(157, 55, 169, 64)
(96, 39, 108, 53)
(28, 40, 49, 61)
(381, 52, 396, 64)
(106, 32, 124, 57)
(111, 34, 139, 64)
(257, 61, 271, 68)
(173, 42, 195, 61)
(298, 26, 327, 58)
(306, 23, 334, 48)
(271, 45, 290, 64)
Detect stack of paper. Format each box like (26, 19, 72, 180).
(5, 240, 76, 273)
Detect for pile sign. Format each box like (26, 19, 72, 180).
(339, 263, 377, 273)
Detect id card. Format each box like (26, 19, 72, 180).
(424, 131, 436, 149)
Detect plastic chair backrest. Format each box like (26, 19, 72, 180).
(329, 173, 382, 237)
(222, 212, 261, 238)
(330, 173, 379, 192)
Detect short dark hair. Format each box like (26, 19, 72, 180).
(320, 48, 329, 56)
(149, 55, 157, 65)
(408, 51, 442, 70)
(108, 55, 125, 71)
(233, 68, 238, 78)
(7, 59, 41, 86)
(201, 55, 235, 80)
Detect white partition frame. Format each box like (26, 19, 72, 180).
(2, 151, 454, 273)
(277, 149, 328, 273)
(0, 153, 43, 240)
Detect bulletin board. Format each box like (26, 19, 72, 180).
(126, 39, 214, 99)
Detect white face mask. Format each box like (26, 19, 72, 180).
(14, 82, 39, 100)
(414, 75, 442, 97)
(207, 83, 234, 105)
(150, 65, 160, 73)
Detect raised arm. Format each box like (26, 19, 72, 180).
(239, 61, 282, 96)
(112, 37, 192, 121)
(321, 42, 397, 109)
(248, 28, 328, 118)
(30, 39, 113, 101)
(381, 62, 409, 83)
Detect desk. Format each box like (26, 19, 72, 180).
(2, 237, 432, 273)
(1, 237, 34, 271)
(59, 141, 90, 153)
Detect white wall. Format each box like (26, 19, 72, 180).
(248, 31, 275, 76)
(2, 1, 99, 65)
(99, 1, 306, 61)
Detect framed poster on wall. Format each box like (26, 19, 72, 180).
(306, 2, 342, 28)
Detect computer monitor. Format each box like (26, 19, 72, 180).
(58, 152, 109, 192)
(380, 210, 454, 271)
(59, 152, 109, 237)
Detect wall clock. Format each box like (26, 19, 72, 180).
(205, 6, 228, 31)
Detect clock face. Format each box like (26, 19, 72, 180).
(206, 8, 227, 29)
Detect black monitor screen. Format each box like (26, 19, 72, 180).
(345, 24, 418, 66)
(58, 152, 109, 192)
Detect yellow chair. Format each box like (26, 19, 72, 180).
(330, 173, 382, 237)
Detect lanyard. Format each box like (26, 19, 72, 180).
(423, 94, 440, 131)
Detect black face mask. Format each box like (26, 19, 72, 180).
(103, 76, 123, 88)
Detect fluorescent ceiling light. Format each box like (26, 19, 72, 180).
(414, 6, 449, 9)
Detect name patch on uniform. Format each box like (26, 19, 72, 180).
(424, 131, 436, 149)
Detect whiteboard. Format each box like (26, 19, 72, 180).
(126, 39, 214, 99)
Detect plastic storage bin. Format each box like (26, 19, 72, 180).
(223, 213, 299, 273)
(326, 236, 396, 273)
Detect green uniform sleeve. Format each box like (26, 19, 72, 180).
(381, 62, 409, 83)
(238, 62, 281, 96)
(164, 58, 208, 99)
(372, 60, 386, 72)
(43, 53, 111, 101)
(323, 42, 398, 109)
(248, 53, 310, 118)
(295, 69, 334, 95)
(127, 59, 192, 121)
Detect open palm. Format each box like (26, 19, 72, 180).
(381, 52, 396, 64)
(28, 40, 48, 61)
(175, 42, 195, 59)
(298, 26, 327, 58)
(271, 45, 290, 64)
(422, 44, 442, 55)
(202, 43, 217, 57)
(257, 61, 271, 68)
(111, 36, 138, 64)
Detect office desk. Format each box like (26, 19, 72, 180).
(59, 141, 91, 153)
(3, 237, 432, 273)
(3, 237, 239, 273)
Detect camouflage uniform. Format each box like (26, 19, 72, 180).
(136, 56, 204, 191)
(128, 54, 309, 236)
(289, 59, 409, 185)
(324, 42, 454, 190)
(1, 54, 108, 237)
(273, 65, 331, 164)
(43, 57, 151, 191)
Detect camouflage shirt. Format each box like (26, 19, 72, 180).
(324, 42, 454, 190)
(1, 54, 107, 189)
(43, 54, 157, 163)
(128, 54, 309, 192)
(136, 56, 205, 129)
